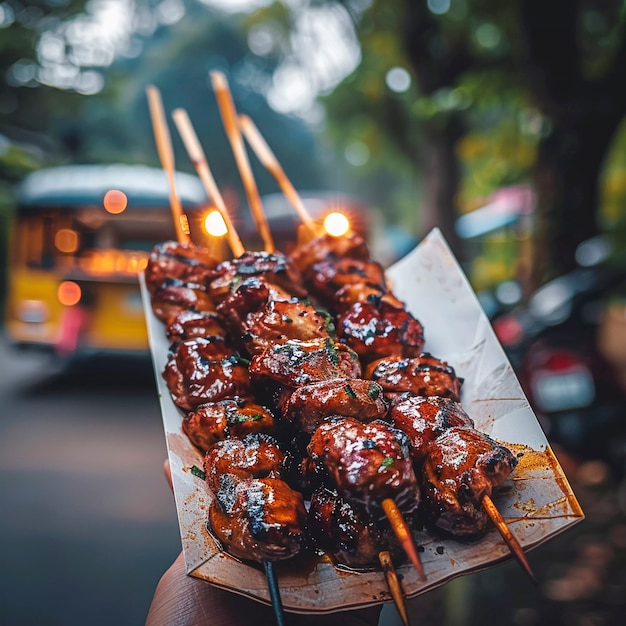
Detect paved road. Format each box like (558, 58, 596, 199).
(0, 339, 181, 626)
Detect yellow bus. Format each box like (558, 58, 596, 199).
(4, 163, 369, 356)
(4, 163, 212, 355)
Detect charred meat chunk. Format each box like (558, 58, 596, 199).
(182, 398, 276, 452)
(390, 396, 474, 462)
(338, 295, 425, 363)
(203, 433, 287, 493)
(366, 353, 462, 402)
(307, 416, 420, 517)
(249, 338, 362, 388)
(290, 232, 370, 281)
(144, 240, 219, 293)
(209, 251, 307, 304)
(283, 378, 388, 434)
(162, 338, 251, 411)
(223, 296, 333, 357)
(150, 278, 215, 323)
(307, 258, 387, 305)
(165, 309, 227, 344)
(309, 486, 404, 570)
(420, 427, 518, 536)
(208, 476, 308, 562)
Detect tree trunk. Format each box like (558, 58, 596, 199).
(418, 118, 465, 259)
(532, 111, 623, 283)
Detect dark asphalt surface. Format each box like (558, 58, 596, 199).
(2, 338, 626, 626)
(0, 340, 181, 626)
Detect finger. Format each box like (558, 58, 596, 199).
(163, 459, 173, 492)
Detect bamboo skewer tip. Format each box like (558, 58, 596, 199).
(381, 498, 426, 582)
(379, 551, 410, 626)
(482, 494, 537, 585)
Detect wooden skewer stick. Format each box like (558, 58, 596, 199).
(378, 550, 410, 626)
(381, 498, 426, 582)
(146, 85, 191, 245)
(263, 560, 286, 626)
(482, 494, 536, 584)
(171, 108, 246, 258)
(210, 71, 275, 253)
(238, 114, 318, 236)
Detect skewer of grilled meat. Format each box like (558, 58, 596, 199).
(306, 415, 426, 580)
(419, 426, 518, 537)
(390, 394, 534, 580)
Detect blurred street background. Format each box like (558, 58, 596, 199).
(3, 1, 626, 625)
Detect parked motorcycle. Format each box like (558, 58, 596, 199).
(492, 236, 626, 477)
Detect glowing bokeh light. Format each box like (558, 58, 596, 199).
(57, 281, 82, 306)
(55, 229, 78, 253)
(204, 210, 228, 237)
(324, 212, 350, 237)
(103, 189, 128, 214)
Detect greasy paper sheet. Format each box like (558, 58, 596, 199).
(142, 228, 583, 613)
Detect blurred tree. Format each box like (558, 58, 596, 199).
(0, 0, 90, 180)
(320, 0, 626, 281)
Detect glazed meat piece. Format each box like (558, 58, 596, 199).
(420, 427, 518, 536)
(309, 486, 404, 570)
(307, 416, 420, 517)
(216, 277, 294, 329)
(365, 353, 463, 403)
(209, 251, 307, 304)
(337, 294, 425, 363)
(307, 258, 387, 305)
(290, 232, 370, 280)
(333, 283, 387, 314)
(208, 475, 308, 562)
(144, 240, 219, 293)
(390, 396, 474, 462)
(165, 309, 227, 344)
(150, 278, 215, 323)
(162, 338, 251, 411)
(182, 397, 276, 452)
(203, 433, 287, 493)
(249, 338, 362, 388)
(223, 296, 333, 356)
(283, 378, 388, 434)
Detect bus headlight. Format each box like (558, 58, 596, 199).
(323, 211, 350, 237)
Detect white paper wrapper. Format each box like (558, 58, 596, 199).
(142, 228, 583, 613)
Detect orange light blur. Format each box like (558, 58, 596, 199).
(204, 209, 228, 237)
(103, 189, 128, 214)
(57, 281, 82, 306)
(55, 229, 79, 253)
